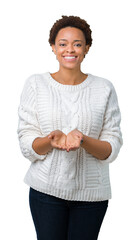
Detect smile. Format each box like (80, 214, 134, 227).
(63, 56, 77, 61)
(64, 56, 77, 59)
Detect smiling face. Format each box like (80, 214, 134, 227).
(51, 27, 90, 70)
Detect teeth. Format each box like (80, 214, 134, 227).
(64, 56, 76, 59)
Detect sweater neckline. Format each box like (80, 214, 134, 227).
(46, 72, 92, 91)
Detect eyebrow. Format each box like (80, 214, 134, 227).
(58, 39, 83, 42)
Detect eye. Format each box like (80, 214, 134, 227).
(59, 43, 66, 46)
(75, 43, 82, 47)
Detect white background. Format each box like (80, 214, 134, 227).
(0, 0, 139, 239)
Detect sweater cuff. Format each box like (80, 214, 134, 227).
(99, 137, 122, 164)
(23, 135, 47, 162)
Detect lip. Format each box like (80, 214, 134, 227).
(63, 55, 77, 62)
(63, 55, 77, 57)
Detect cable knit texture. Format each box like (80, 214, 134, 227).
(17, 72, 123, 201)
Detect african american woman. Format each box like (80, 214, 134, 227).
(17, 15, 123, 240)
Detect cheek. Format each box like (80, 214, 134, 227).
(78, 48, 86, 57)
(78, 52, 85, 61)
(56, 48, 64, 55)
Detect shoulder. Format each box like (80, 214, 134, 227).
(25, 73, 45, 84)
(89, 73, 115, 90)
(24, 72, 48, 90)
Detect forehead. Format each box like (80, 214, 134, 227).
(55, 27, 85, 42)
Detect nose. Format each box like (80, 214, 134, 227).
(66, 44, 75, 53)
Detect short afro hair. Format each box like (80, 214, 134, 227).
(48, 15, 93, 47)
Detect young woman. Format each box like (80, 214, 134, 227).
(17, 15, 123, 240)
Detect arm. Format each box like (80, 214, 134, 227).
(17, 75, 50, 162)
(98, 82, 123, 163)
(64, 129, 111, 158)
(32, 136, 52, 155)
(81, 136, 112, 160)
(32, 130, 67, 154)
(82, 82, 123, 163)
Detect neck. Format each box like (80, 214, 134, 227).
(52, 67, 87, 85)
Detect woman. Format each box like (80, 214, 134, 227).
(17, 15, 123, 240)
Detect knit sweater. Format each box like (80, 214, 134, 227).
(17, 72, 123, 201)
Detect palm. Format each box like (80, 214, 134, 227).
(48, 130, 67, 150)
(51, 134, 66, 149)
(48, 129, 83, 152)
(66, 130, 82, 151)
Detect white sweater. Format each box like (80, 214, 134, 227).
(17, 72, 123, 201)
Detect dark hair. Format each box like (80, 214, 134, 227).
(48, 15, 93, 47)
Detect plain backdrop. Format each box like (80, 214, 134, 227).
(0, 0, 140, 239)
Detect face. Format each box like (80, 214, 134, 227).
(51, 27, 90, 70)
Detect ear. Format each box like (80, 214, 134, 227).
(85, 45, 90, 55)
(51, 44, 56, 54)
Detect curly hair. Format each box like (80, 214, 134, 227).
(48, 15, 93, 47)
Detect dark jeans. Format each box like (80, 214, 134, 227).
(29, 187, 109, 240)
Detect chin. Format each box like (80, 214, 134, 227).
(60, 62, 82, 70)
(62, 65, 79, 70)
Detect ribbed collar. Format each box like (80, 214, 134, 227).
(45, 72, 93, 91)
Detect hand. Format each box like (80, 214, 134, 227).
(48, 130, 67, 150)
(48, 129, 83, 152)
(66, 129, 84, 152)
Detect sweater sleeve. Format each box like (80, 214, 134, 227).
(17, 75, 48, 162)
(98, 82, 123, 163)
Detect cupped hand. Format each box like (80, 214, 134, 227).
(48, 129, 83, 152)
(66, 129, 84, 152)
(48, 130, 67, 150)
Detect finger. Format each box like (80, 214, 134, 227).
(69, 143, 80, 151)
(59, 144, 66, 149)
(66, 145, 74, 151)
(61, 144, 66, 150)
(75, 134, 80, 138)
(48, 133, 55, 139)
(67, 144, 73, 151)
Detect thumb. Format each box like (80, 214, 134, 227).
(48, 132, 55, 139)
